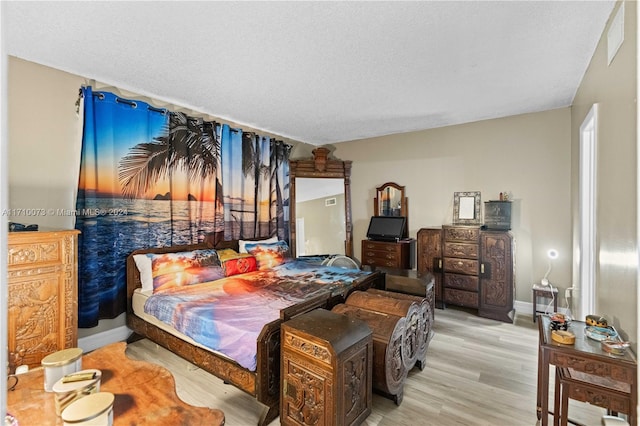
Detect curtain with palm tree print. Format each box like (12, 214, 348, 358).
(219, 127, 290, 242)
(75, 87, 290, 328)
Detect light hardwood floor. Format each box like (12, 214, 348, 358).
(125, 308, 608, 426)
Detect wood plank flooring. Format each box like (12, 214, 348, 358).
(125, 308, 608, 425)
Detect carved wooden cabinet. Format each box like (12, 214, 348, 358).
(281, 308, 373, 426)
(416, 228, 443, 308)
(7, 229, 80, 372)
(361, 239, 414, 269)
(478, 230, 514, 322)
(417, 225, 514, 323)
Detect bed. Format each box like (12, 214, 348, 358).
(126, 240, 384, 425)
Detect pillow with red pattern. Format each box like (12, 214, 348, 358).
(244, 241, 289, 270)
(149, 249, 224, 293)
(222, 255, 258, 277)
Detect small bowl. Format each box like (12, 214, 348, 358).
(601, 340, 629, 355)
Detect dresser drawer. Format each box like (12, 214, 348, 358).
(8, 239, 64, 268)
(362, 256, 401, 268)
(362, 247, 399, 259)
(443, 242, 478, 259)
(443, 257, 478, 275)
(444, 288, 478, 308)
(444, 226, 479, 243)
(362, 241, 399, 253)
(444, 273, 479, 292)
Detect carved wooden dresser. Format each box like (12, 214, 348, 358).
(7, 229, 80, 372)
(417, 225, 514, 323)
(360, 239, 414, 269)
(281, 308, 373, 426)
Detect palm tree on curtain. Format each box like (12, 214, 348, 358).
(118, 112, 221, 203)
(269, 141, 290, 240)
(242, 133, 270, 236)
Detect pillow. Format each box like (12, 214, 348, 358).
(216, 249, 258, 276)
(149, 249, 224, 293)
(244, 241, 289, 270)
(238, 236, 278, 253)
(216, 248, 242, 262)
(133, 254, 153, 292)
(222, 255, 258, 277)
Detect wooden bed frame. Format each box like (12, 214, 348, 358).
(126, 240, 384, 425)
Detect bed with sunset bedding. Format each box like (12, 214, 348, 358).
(126, 239, 383, 426)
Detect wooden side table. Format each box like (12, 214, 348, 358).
(6, 342, 225, 425)
(532, 284, 558, 322)
(536, 315, 637, 426)
(281, 308, 373, 426)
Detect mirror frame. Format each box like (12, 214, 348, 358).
(289, 148, 353, 258)
(374, 182, 408, 237)
(453, 191, 482, 225)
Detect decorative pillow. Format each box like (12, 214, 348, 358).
(216, 248, 242, 262)
(244, 241, 289, 270)
(149, 249, 224, 293)
(222, 255, 258, 277)
(133, 254, 153, 292)
(238, 236, 278, 253)
(216, 249, 258, 276)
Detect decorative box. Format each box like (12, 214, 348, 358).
(484, 201, 512, 230)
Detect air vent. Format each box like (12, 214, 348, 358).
(325, 197, 336, 207)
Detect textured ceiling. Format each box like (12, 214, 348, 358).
(4, 1, 615, 145)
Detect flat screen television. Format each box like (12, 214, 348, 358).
(366, 216, 407, 242)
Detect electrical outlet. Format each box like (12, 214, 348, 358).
(564, 287, 575, 299)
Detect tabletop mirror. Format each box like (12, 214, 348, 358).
(374, 182, 408, 237)
(289, 148, 353, 258)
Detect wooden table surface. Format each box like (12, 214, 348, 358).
(7, 342, 225, 425)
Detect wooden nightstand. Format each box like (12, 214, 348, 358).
(281, 308, 373, 426)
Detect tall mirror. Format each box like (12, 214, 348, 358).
(289, 148, 353, 258)
(374, 182, 408, 237)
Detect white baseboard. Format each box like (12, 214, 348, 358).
(77, 326, 133, 353)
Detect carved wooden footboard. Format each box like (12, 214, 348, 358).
(125, 243, 384, 425)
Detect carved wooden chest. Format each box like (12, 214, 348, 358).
(281, 308, 373, 426)
(331, 304, 407, 405)
(7, 230, 80, 371)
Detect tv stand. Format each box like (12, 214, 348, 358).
(361, 238, 415, 269)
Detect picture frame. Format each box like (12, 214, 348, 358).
(453, 191, 481, 225)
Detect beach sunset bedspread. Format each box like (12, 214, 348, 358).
(143, 260, 371, 370)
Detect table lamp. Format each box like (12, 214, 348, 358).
(541, 249, 558, 286)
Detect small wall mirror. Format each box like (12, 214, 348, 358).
(453, 191, 481, 224)
(374, 182, 408, 237)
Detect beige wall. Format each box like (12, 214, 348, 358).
(571, 1, 637, 343)
(329, 108, 573, 307)
(296, 193, 346, 256)
(8, 58, 85, 229)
